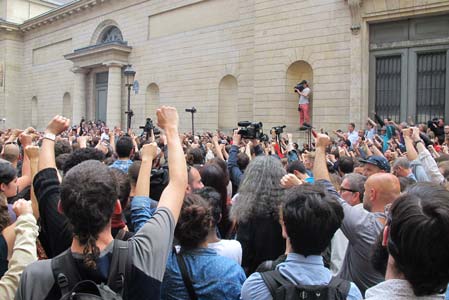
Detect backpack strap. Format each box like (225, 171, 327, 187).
(174, 248, 198, 300)
(260, 270, 292, 298)
(328, 276, 351, 298)
(51, 249, 82, 297)
(107, 239, 133, 299)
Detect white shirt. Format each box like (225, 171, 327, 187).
(299, 87, 311, 104)
(347, 130, 359, 147)
(365, 279, 445, 300)
(208, 239, 242, 265)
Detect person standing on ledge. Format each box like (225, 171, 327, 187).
(296, 80, 312, 130)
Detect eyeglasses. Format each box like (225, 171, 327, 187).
(339, 186, 357, 193)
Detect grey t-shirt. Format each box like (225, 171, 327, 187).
(319, 180, 385, 295)
(299, 87, 311, 104)
(15, 208, 175, 300)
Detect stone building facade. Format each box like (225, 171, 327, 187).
(1, 0, 449, 135)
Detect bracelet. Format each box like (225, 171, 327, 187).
(414, 140, 423, 146)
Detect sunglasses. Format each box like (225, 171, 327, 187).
(339, 186, 357, 193)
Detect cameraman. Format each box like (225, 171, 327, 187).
(295, 80, 312, 129)
(227, 130, 264, 190)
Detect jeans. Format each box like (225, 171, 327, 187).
(299, 103, 310, 125)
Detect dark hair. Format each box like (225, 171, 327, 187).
(115, 136, 134, 158)
(338, 157, 354, 174)
(237, 152, 250, 171)
(175, 194, 212, 250)
(55, 140, 72, 158)
(128, 161, 140, 187)
(387, 183, 449, 296)
(186, 148, 204, 166)
(199, 164, 229, 236)
(62, 148, 105, 174)
(286, 161, 307, 175)
(56, 153, 71, 171)
(195, 187, 221, 225)
(283, 184, 343, 256)
(60, 160, 118, 269)
(0, 160, 16, 231)
(109, 168, 131, 209)
(349, 122, 355, 129)
(207, 157, 230, 185)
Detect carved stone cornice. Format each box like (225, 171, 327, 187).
(19, 0, 112, 32)
(64, 42, 132, 69)
(347, 0, 362, 34)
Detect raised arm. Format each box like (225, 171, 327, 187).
(212, 135, 225, 161)
(313, 134, 331, 181)
(156, 107, 188, 223)
(24, 146, 40, 220)
(135, 143, 157, 197)
(17, 134, 32, 193)
(39, 116, 70, 171)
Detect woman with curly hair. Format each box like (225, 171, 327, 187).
(162, 194, 246, 300)
(230, 155, 287, 275)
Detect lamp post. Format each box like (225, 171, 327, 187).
(124, 64, 136, 133)
(185, 107, 197, 136)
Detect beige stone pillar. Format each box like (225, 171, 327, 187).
(72, 67, 87, 123)
(105, 63, 123, 128)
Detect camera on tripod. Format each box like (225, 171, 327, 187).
(272, 125, 286, 136)
(185, 107, 197, 113)
(140, 118, 154, 133)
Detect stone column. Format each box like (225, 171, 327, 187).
(105, 62, 123, 128)
(72, 67, 87, 123)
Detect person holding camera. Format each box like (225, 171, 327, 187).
(295, 80, 312, 130)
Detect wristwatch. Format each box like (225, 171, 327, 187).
(43, 132, 56, 141)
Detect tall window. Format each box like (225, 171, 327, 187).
(416, 52, 446, 123)
(375, 56, 402, 121)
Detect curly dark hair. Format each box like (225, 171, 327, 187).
(186, 148, 204, 166)
(62, 148, 105, 174)
(0, 159, 15, 231)
(55, 140, 72, 158)
(60, 160, 118, 269)
(175, 194, 212, 250)
(109, 168, 131, 209)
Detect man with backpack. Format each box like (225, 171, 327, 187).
(15, 106, 188, 300)
(240, 183, 362, 300)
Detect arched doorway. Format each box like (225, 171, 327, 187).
(145, 83, 160, 120)
(62, 92, 72, 119)
(218, 75, 238, 130)
(31, 97, 38, 128)
(285, 61, 313, 129)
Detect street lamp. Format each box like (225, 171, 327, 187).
(124, 64, 136, 132)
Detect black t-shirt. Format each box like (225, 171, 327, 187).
(0, 234, 8, 277)
(33, 168, 72, 258)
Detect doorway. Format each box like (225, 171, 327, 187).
(95, 72, 108, 122)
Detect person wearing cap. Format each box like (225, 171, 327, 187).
(360, 155, 390, 177)
(295, 80, 312, 130)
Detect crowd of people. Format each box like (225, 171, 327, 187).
(0, 107, 448, 300)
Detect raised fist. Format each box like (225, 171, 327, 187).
(45, 115, 70, 135)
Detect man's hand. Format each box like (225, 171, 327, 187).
(411, 127, 421, 142)
(402, 128, 412, 140)
(24, 146, 39, 161)
(45, 115, 70, 135)
(13, 199, 33, 216)
(19, 133, 33, 147)
(141, 142, 158, 161)
(157, 106, 179, 131)
(315, 133, 331, 148)
(233, 130, 241, 146)
(280, 174, 303, 188)
(23, 127, 36, 135)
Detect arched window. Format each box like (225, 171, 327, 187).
(31, 97, 38, 128)
(62, 92, 72, 119)
(218, 75, 238, 130)
(145, 83, 160, 120)
(100, 26, 123, 44)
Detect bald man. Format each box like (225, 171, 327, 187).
(313, 134, 401, 295)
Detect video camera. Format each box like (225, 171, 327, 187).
(272, 125, 286, 135)
(237, 121, 264, 140)
(294, 83, 305, 93)
(140, 118, 154, 133)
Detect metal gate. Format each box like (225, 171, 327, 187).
(416, 52, 446, 124)
(375, 56, 402, 121)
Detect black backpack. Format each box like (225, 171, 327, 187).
(51, 240, 133, 300)
(260, 270, 350, 300)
